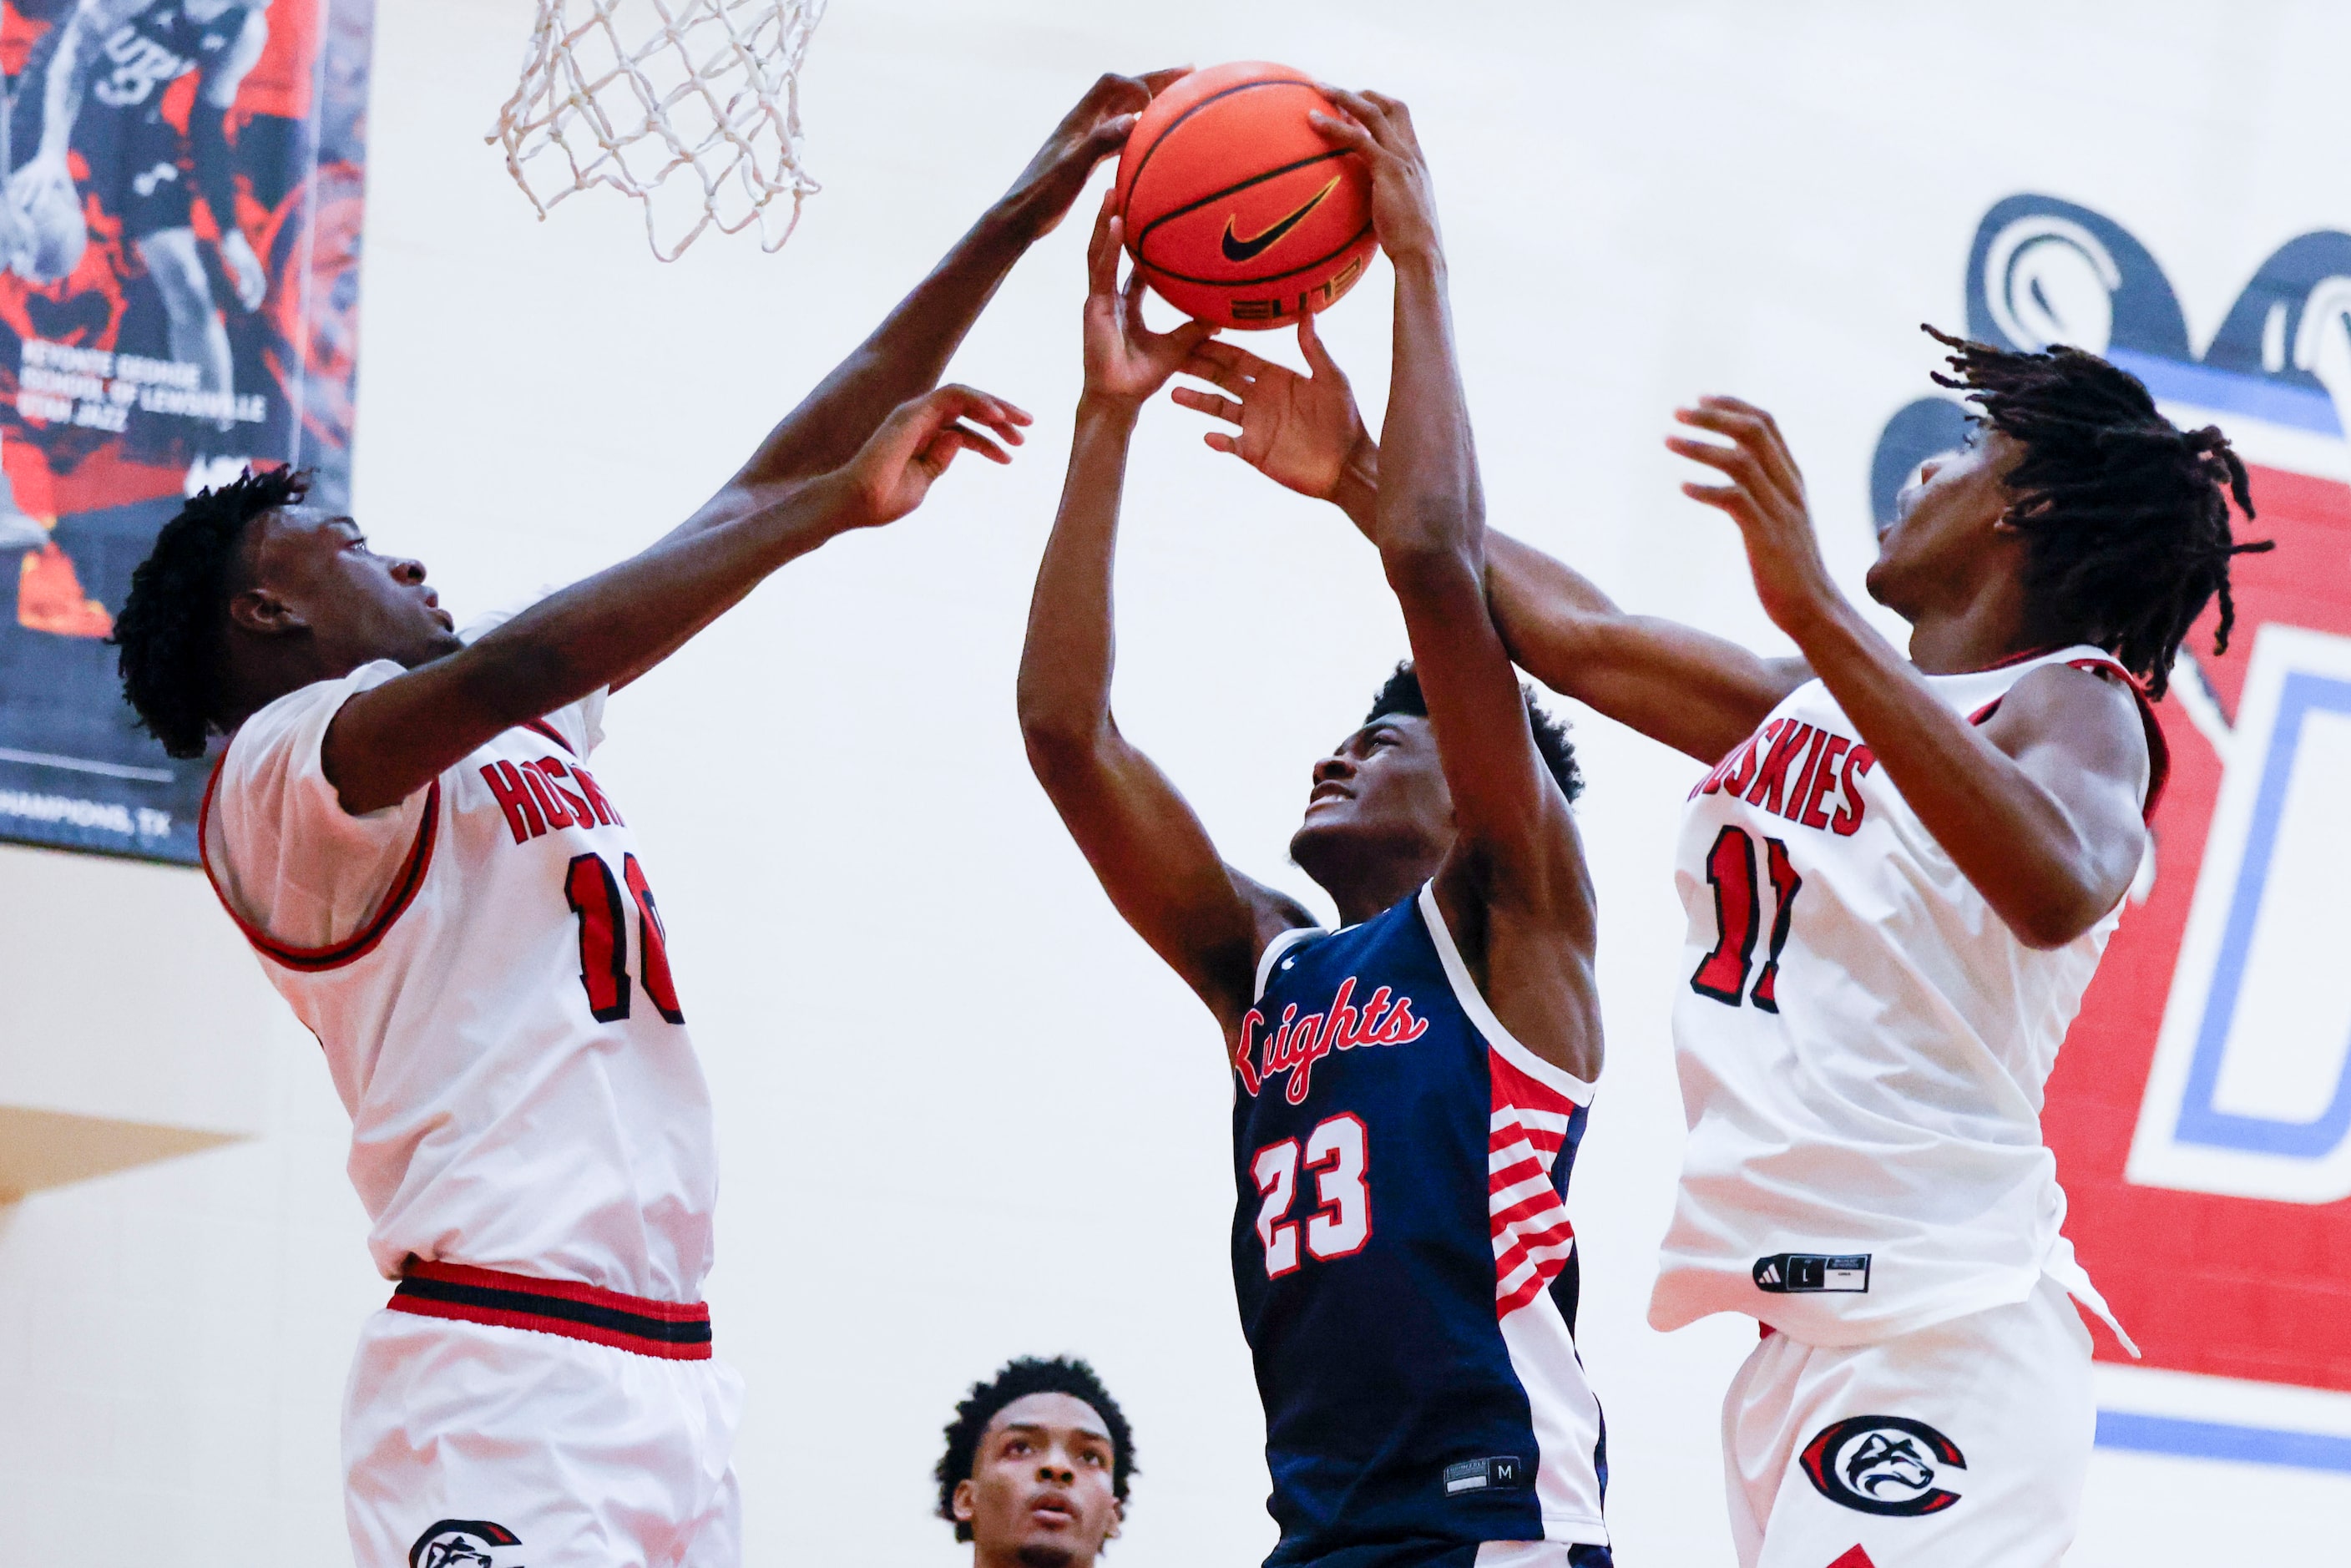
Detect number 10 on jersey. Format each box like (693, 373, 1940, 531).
(1252, 1114, 1372, 1277)
(565, 852, 685, 1024)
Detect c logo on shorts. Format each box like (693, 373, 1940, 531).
(1799, 1415, 1966, 1516)
(408, 1519, 523, 1568)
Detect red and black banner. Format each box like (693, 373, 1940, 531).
(0, 0, 370, 862)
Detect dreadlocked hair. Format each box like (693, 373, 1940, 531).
(935, 1355, 1135, 1542)
(112, 467, 309, 758)
(1924, 324, 2270, 699)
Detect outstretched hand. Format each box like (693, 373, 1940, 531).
(1667, 396, 1844, 638)
(1307, 87, 1441, 264)
(999, 67, 1191, 242)
(1172, 309, 1368, 500)
(839, 384, 1031, 527)
(1083, 190, 1216, 407)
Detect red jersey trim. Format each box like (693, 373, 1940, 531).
(389, 1260, 712, 1360)
(1964, 654, 2171, 822)
(522, 717, 574, 756)
(1967, 643, 2070, 673)
(198, 758, 441, 973)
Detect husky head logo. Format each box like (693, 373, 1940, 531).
(1845, 1431, 1937, 1497)
(408, 1520, 523, 1568)
(1800, 1415, 1965, 1516)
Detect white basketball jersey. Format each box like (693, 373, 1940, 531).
(201, 660, 715, 1301)
(1649, 645, 2165, 1346)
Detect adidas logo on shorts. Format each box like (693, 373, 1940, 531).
(1752, 1252, 1872, 1293)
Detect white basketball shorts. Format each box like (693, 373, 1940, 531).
(342, 1265, 744, 1568)
(1722, 1272, 2096, 1568)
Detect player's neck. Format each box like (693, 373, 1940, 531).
(1307, 848, 1442, 928)
(1899, 572, 2069, 676)
(217, 637, 356, 736)
(973, 1544, 1093, 1568)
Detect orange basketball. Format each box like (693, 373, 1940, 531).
(1114, 62, 1378, 331)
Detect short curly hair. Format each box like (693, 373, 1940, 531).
(1366, 661, 1585, 803)
(112, 467, 310, 758)
(935, 1356, 1135, 1543)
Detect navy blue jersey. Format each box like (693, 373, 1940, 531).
(1231, 883, 1610, 1565)
(89, 3, 248, 128)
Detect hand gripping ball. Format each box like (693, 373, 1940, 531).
(1113, 62, 1378, 331)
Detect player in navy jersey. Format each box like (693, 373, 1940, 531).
(9, 0, 275, 425)
(1170, 239, 2265, 1568)
(1019, 90, 1612, 1568)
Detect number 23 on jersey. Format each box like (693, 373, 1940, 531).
(1252, 1113, 1372, 1277)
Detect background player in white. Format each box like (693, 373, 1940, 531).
(935, 1356, 1134, 1568)
(1176, 323, 2266, 1565)
(104, 68, 1186, 1568)
(9, 0, 272, 425)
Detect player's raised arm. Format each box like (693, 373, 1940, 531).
(1018, 194, 1311, 1031)
(192, 2, 270, 312)
(711, 68, 1189, 495)
(1666, 392, 2160, 947)
(30, 0, 134, 154)
(10, 0, 137, 208)
(1173, 304, 1804, 764)
(1310, 89, 1599, 1074)
(310, 384, 1028, 814)
(599, 68, 1187, 686)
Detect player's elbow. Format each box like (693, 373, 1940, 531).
(1016, 690, 1112, 777)
(1378, 519, 1482, 602)
(2001, 883, 2107, 951)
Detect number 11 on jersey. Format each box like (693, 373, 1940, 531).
(1692, 827, 1802, 1012)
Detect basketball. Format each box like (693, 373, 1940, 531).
(1113, 62, 1378, 330)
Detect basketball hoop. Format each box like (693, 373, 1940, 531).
(493, 0, 827, 262)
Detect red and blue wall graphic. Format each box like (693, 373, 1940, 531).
(1873, 193, 2351, 1472)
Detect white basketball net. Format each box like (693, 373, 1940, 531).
(493, 0, 827, 261)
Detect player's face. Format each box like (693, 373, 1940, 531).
(245, 506, 463, 671)
(1289, 713, 1454, 884)
(951, 1393, 1121, 1568)
(1865, 423, 2025, 618)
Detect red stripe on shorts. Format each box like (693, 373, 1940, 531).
(389, 1259, 712, 1360)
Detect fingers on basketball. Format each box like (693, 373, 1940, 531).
(1117, 63, 1381, 330)
(1088, 199, 1123, 293)
(1297, 311, 1341, 376)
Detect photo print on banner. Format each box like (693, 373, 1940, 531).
(0, 0, 372, 862)
(1869, 197, 2351, 1446)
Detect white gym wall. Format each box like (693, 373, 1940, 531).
(2, 1, 2347, 1562)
